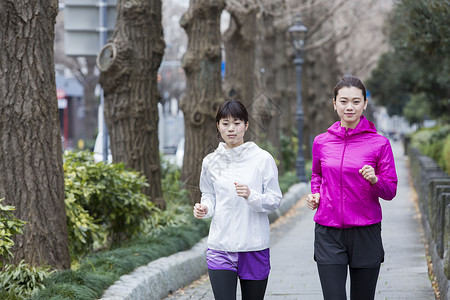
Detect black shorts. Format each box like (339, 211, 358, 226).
(314, 222, 384, 268)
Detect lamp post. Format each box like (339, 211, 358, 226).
(289, 16, 308, 182)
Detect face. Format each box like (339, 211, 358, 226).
(333, 86, 367, 129)
(217, 116, 248, 148)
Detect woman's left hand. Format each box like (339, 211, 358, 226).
(359, 165, 378, 185)
(234, 182, 251, 199)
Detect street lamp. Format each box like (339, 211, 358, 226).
(289, 16, 308, 182)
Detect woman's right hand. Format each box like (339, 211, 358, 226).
(193, 203, 208, 219)
(306, 193, 320, 210)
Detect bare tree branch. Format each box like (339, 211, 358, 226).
(272, 0, 336, 32)
(305, 25, 351, 51)
(306, 0, 346, 37)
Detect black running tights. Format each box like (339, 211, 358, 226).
(208, 269, 268, 300)
(317, 264, 381, 300)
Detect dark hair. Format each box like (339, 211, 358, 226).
(333, 75, 367, 102)
(215, 100, 249, 124)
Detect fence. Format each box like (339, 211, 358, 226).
(408, 147, 450, 299)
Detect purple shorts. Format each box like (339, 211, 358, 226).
(206, 248, 270, 280)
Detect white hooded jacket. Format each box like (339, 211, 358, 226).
(199, 142, 282, 252)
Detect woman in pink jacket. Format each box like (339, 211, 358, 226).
(306, 75, 398, 300)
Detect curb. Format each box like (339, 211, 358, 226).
(99, 182, 309, 300)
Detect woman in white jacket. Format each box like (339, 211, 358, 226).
(193, 100, 282, 300)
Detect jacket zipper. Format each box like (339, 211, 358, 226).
(340, 130, 348, 227)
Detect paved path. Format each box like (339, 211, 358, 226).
(165, 141, 436, 299)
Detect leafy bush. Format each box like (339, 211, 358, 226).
(257, 131, 301, 174)
(160, 155, 190, 204)
(0, 260, 54, 299)
(305, 160, 312, 182)
(410, 125, 450, 174)
(64, 197, 101, 260)
(64, 151, 155, 257)
(443, 135, 450, 174)
(257, 136, 281, 166)
(0, 198, 26, 267)
(280, 133, 298, 172)
(278, 160, 311, 194)
(279, 171, 300, 194)
(142, 157, 197, 236)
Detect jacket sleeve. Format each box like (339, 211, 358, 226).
(310, 138, 322, 194)
(246, 156, 282, 212)
(371, 141, 398, 200)
(199, 159, 215, 218)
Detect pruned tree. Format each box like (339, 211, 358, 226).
(180, 0, 226, 205)
(97, 0, 166, 209)
(222, 1, 258, 110)
(0, 0, 70, 269)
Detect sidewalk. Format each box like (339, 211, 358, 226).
(165, 141, 436, 299)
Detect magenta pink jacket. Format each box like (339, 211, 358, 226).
(311, 116, 398, 229)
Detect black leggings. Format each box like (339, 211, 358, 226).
(208, 269, 268, 300)
(317, 264, 381, 300)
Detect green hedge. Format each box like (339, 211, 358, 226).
(410, 125, 450, 174)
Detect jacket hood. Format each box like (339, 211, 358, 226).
(214, 141, 259, 162)
(327, 115, 377, 138)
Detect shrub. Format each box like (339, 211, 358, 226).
(142, 157, 194, 236)
(160, 155, 190, 204)
(279, 171, 299, 194)
(0, 260, 54, 299)
(280, 133, 298, 172)
(257, 136, 281, 166)
(0, 200, 50, 300)
(0, 198, 26, 267)
(442, 134, 450, 174)
(410, 125, 450, 174)
(305, 160, 312, 181)
(63, 151, 154, 257)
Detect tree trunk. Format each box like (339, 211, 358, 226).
(98, 0, 166, 209)
(180, 0, 226, 205)
(223, 3, 258, 140)
(0, 0, 70, 269)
